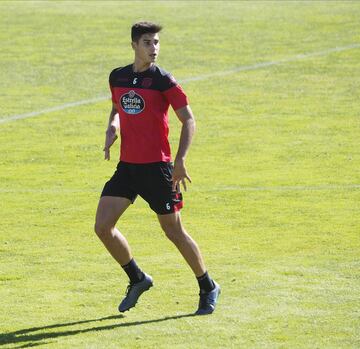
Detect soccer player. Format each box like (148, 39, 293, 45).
(94, 21, 220, 315)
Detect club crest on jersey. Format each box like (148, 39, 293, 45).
(141, 78, 153, 88)
(120, 90, 145, 115)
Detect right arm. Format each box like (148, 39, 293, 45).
(103, 102, 119, 160)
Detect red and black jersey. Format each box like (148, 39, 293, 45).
(109, 64, 189, 164)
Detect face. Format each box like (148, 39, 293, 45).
(132, 33, 160, 64)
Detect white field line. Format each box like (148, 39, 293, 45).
(0, 96, 108, 124)
(180, 43, 360, 83)
(0, 184, 360, 194)
(1, 43, 359, 125)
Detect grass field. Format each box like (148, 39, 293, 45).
(1, 1, 360, 348)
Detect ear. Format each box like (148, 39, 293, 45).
(131, 41, 136, 50)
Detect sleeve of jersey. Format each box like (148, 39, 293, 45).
(109, 85, 116, 104)
(162, 84, 189, 111)
(109, 72, 116, 104)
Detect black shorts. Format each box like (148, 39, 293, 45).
(101, 161, 183, 215)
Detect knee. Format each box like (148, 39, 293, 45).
(94, 220, 113, 240)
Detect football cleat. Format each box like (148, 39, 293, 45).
(195, 281, 221, 315)
(118, 273, 153, 312)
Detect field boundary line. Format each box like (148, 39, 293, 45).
(0, 96, 107, 124)
(1, 42, 359, 124)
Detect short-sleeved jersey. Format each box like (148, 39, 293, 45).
(109, 64, 189, 164)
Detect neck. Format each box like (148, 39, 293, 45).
(133, 59, 153, 73)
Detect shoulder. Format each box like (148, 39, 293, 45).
(152, 65, 178, 91)
(154, 65, 178, 84)
(109, 64, 132, 85)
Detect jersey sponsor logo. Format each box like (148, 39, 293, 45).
(120, 90, 145, 115)
(141, 78, 153, 88)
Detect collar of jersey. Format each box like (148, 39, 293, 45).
(131, 64, 156, 75)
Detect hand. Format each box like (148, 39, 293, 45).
(172, 159, 192, 192)
(103, 125, 118, 160)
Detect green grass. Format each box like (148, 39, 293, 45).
(1, 1, 360, 348)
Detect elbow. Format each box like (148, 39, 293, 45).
(187, 115, 196, 128)
(190, 117, 196, 133)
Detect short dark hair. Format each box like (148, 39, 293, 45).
(131, 21, 162, 42)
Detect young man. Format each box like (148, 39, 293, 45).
(94, 22, 220, 315)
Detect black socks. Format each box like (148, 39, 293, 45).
(122, 260, 214, 292)
(121, 258, 144, 284)
(197, 271, 215, 293)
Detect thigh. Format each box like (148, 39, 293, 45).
(95, 196, 131, 227)
(157, 211, 183, 232)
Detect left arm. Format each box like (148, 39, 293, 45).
(172, 105, 196, 191)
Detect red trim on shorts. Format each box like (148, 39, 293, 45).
(174, 193, 183, 212)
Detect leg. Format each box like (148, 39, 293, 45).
(158, 211, 221, 315)
(95, 195, 153, 313)
(157, 211, 206, 277)
(94, 196, 132, 266)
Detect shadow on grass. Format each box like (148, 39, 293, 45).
(0, 313, 196, 348)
